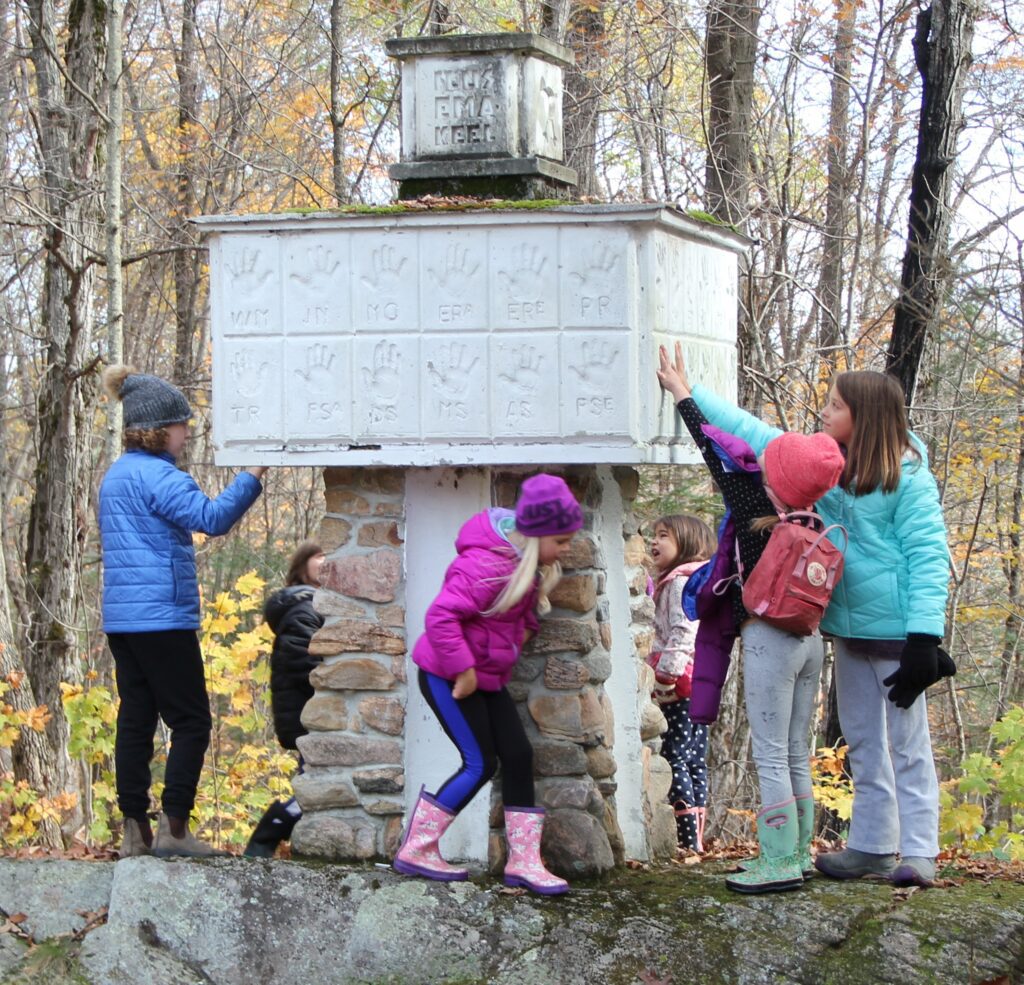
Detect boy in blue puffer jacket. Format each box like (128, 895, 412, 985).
(100, 365, 267, 859)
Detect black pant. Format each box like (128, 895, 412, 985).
(418, 669, 535, 814)
(108, 630, 212, 820)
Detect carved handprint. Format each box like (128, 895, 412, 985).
(290, 245, 341, 292)
(428, 244, 480, 297)
(427, 343, 479, 400)
(361, 341, 401, 408)
(498, 245, 548, 299)
(224, 248, 273, 294)
(569, 244, 619, 289)
(294, 344, 335, 393)
(230, 349, 270, 399)
(498, 345, 543, 395)
(569, 340, 620, 387)
(360, 245, 408, 292)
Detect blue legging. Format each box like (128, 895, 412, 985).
(661, 698, 709, 849)
(418, 669, 535, 814)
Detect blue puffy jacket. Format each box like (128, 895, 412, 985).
(100, 450, 263, 632)
(691, 384, 950, 639)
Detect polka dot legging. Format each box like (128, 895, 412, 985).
(661, 698, 709, 849)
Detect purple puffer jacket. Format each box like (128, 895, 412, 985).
(412, 509, 540, 691)
(684, 424, 762, 724)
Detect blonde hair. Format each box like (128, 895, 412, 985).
(485, 536, 563, 617)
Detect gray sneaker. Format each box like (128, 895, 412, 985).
(118, 818, 152, 859)
(891, 856, 936, 887)
(814, 848, 897, 880)
(152, 813, 230, 859)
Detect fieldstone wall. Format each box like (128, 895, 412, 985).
(290, 467, 408, 860)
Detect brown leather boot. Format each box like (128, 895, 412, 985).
(118, 817, 152, 858)
(152, 813, 230, 858)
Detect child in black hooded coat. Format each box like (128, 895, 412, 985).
(244, 542, 325, 857)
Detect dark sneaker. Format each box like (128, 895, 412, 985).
(814, 848, 897, 880)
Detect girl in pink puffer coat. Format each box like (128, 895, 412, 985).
(393, 474, 582, 895)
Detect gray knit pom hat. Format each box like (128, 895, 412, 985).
(105, 366, 191, 429)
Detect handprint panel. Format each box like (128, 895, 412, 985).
(351, 235, 418, 332)
(284, 340, 353, 438)
(419, 231, 487, 330)
(221, 237, 280, 336)
(490, 230, 559, 329)
(490, 336, 560, 438)
(354, 338, 419, 438)
(283, 235, 351, 334)
(560, 333, 630, 436)
(217, 340, 283, 441)
(421, 337, 488, 437)
(561, 231, 630, 328)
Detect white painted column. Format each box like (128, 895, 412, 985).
(596, 464, 649, 860)
(403, 466, 492, 863)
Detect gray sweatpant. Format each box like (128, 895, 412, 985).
(834, 638, 939, 857)
(741, 619, 825, 807)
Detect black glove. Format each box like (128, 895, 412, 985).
(883, 634, 954, 709)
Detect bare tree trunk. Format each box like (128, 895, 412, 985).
(562, 2, 606, 198)
(22, 0, 106, 845)
(886, 0, 975, 403)
(330, 0, 350, 205)
(105, 0, 124, 461)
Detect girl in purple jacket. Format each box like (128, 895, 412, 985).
(393, 474, 582, 895)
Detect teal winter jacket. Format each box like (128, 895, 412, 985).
(690, 384, 950, 640)
(100, 449, 262, 633)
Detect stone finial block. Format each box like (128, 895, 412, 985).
(310, 657, 397, 691)
(309, 621, 406, 657)
(353, 767, 405, 794)
(290, 814, 378, 860)
(548, 575, 597, 614)
(640, 701, 668, 741)
(291, 772, 359, 811)
(533, 739, 588, 776)
(541, 809, 614, 878)
(300, 693, 349, 732)
(321, 550, 401, 603)
(529, 618, 600, 654)
(318, 516, 352, 550)
(357, 521, 403, 547)
(623, 534, 647, 567)
(296, 732, 402, 767)
(358, 696, 406, 736)
(544, 655, 588, 690)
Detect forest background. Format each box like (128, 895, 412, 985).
(0, 0, 1022, 857)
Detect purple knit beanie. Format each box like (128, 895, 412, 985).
(514, 474, 583, 537)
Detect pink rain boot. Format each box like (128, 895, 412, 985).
(674, 804, 705, 853)
(503, 807, 569, 896)
(393, 788, 468, 882)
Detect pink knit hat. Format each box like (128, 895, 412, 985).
(762, 432, 844, 510)
(515, 474, 583, 537)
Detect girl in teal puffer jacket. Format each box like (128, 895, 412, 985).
(671, 343, 953, 888)
(100, 366, 267, 860)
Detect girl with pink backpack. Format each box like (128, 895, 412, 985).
(393, 474, 582, 895)
(658, 344, 845, 893)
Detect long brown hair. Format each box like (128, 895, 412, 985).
(285, 541, 324, 587)
(832, 371, 916, 495)
(654, 514, 716, 569)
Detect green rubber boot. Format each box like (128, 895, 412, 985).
(726, 800, 803, 894)
(795, 793, 815, 878)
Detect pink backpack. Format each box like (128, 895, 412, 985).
(739, 512, 847, 636)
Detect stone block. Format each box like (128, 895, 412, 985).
(585, 745, 616, 780)
(541, 809, 614, 878)
(560, 536, 595, 571)
(364, 800, 405, 816)
(353, 767, 405, 794)
(623, 534, 647, 566)
(321, 549, 401, 603)
(544, 655, 588, 690)
(600, 692, 615, 746)
(373, 500, 404, 518)
(357, 520, 403, 547)
(291, 814, 378, 860)
(530, 618, 600, 654)
(640, 701, 667, 741)
(310, 657, 396, 691)
(650, 802, 678, 860)
(390, 654, 408, 683)
(603, 798, 627, 864)
(535, 778, 596, 811)
(548, 574, 597, 613)
(599, 623, 612, 651)
(632, 626, 655, 659)
(324, 489, 371, 515)
(612, 466, 640, 501)
(318, 516, 352, 551)
(377, 605, 406, 627)
(648, 752, 673, 803)
(300, 693, 349, 732)
(309, 621, 406, 657)
(628, 567, 651, 595)
(0, 859, 113, 942)
(296, 732, 402, 767)
(383, 816, 404, 857)
(533, 739, 588, 776)
(291, 771, 359, 811)
(358, 696, 406, 736)
(630, 594, 655, 622)
(528, 688, 604, 745)
(311, 590, 367, 619)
